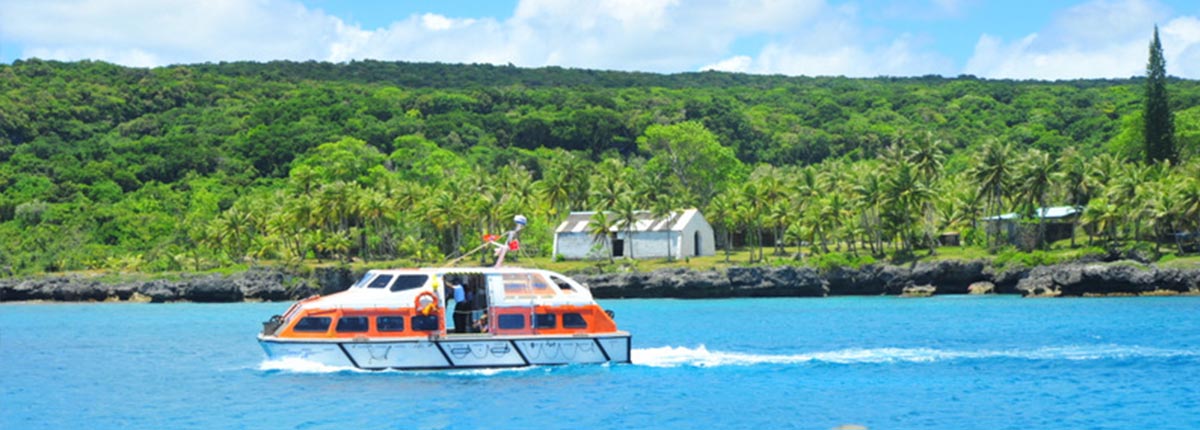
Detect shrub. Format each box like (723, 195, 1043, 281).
(810, 252, 876, 271)
(994, 248, 1059, 268)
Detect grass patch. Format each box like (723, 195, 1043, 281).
(1155, 255, 1200, 269)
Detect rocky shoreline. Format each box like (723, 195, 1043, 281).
(578, 260, 1200, 298)
(1, 260, 1198, 303)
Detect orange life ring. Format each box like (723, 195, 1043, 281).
(414, 291, 440, 316)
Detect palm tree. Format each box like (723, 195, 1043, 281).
(766, 200, 793, 256)
(970, 140, 1014, 250)
(881, 159, 932, 256)
(790, 166, 819, 257)
(423, 189, 460, 257)
(1058, 147, 1090, 248)
(1081, 197, 1120, 247)
(1174, 176, 1200, 253)
(589, 158, 628, 212)
(1016, 149, 1057, 250)
(706, 190, 738, 263)
(740, 181, 771, 262)
(908, 132, 946, 254)
(1142, 180, 1177, 256)
(1106, 163, 1149, 243)
(750, 168, 787, 254)
(852, 165, 885, 255)
(356, 188, 390, 261)
(588, 211, 616, 263)
(613, 196, 640, 260)
(537, 162, 572, 218)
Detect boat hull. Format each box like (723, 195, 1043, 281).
(259, 333, 631, 370)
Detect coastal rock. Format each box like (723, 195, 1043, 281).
(582, 266, 825, 298)
(1066, 263, 1155, 296)
(47, 278, 108, 301)
(233, 267, 294, 301)
(1016, 262, 1174, 297)
(986, 266, 1029, 294)
(0, 279, 37, 301)
(315, 266, 359, 295)
(1151, 268, 1200, 293)
(1015, 266, 1059, 297)
(825, 265, 902, 295)
(730, 266, 827, 297)
(105, 283, 138, 301)
(585, 268, 732, 298)
(967, 281, 995, 294)
(2, 259, 1197, 302)
(137, 280, 181, 302)
(183, 275, 243, 302)
(910, 260, 988, 294)
(901, 284, 936, 297)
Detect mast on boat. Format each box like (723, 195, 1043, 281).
(492, 215, 526, 267)
(444, 214, 527, 267)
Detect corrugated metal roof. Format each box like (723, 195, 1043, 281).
(982, 206, 1080, 221)
(555, 209, 701, 233)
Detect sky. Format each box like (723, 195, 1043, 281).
(1, 0, 1198, 79)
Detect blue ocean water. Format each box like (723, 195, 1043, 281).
(3, 296, 1199, 429)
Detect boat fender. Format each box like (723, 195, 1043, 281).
(415, 291, 440, 316)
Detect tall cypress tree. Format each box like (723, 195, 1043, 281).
(1144, 25, 1177, 164)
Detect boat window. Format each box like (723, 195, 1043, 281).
(336, 316, 369, 332)
(562, 313, 588, 329)
(350, 272, 374, 289)
(550, 275, 576, 293)
(411, 315, 439, 331)
(390, 275, 428, 292)
(366, 275, 393, 289)
(533, 313, 556, 329)
(377, 316, 405, 332)
(501, 273, 557, 298)
(293, 317, 331, 332)
(498, 314, 525, 330)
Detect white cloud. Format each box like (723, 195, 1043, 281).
(963, 0, 1200, 79)
(1162, 16, 1200, 77)
(0, 0, 344, 65)
(698, 7, 956, 77)
(0, 0, 842, 73)
(11, 0, 1189, 79)
(701, 56, 753, 73)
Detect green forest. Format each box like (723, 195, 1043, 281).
(1, 58, 1199, 276)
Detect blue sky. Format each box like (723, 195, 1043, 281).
(2, 0, 1198, 79)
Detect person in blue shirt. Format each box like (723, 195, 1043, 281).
(446, 276, 469, 333)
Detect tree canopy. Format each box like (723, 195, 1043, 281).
(0, 59, 1198, 275)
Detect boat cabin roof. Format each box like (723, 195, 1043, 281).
(304, 266, 597, 310)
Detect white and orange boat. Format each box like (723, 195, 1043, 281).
(257, 217, 631, 370)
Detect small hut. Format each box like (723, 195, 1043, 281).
(553, 209, 716, 260)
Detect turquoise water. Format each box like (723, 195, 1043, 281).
(3, 296, 1199, 429)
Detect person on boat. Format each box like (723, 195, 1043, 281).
(472, 313, 488, 333)
(446, 276, 468, 333)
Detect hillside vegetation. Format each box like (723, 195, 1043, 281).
(1, 59, 1198, 275)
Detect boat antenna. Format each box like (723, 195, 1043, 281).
(493, 215, 526, 267)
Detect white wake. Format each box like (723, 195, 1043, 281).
(630, 344, 1200, 368)
(258, 357, 363, 373)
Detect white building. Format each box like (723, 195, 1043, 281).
(553, 209, 716, 260)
